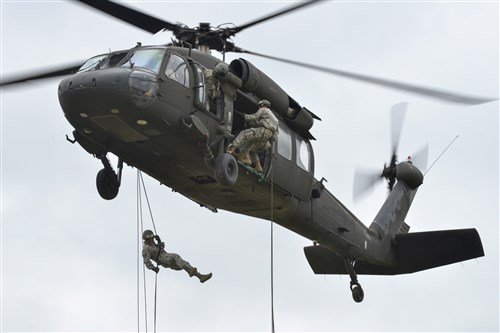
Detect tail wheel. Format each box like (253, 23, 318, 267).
(350, 282, 365, 303)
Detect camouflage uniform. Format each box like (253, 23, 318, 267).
(228, 104, 279, 170)
(142, 231, 212, 283)
(203, 68, 220, 113)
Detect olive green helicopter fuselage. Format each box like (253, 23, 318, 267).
(58, 45, 484, 303)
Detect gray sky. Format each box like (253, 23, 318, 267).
(1, 0, 498, 332)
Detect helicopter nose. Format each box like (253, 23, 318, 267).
(58, 68, 132, 115)
(58, 68, 161, 143)
(59, 68, 160, 113)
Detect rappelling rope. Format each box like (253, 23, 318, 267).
(137, 170, 148, 333)
(137, 170, 160, 333)
(139, 172, 158, 234)
(270, 146, 276, 333)
(139, 172, 160, 333)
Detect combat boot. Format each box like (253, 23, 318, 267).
(196, 272, 213, 283)
(238, 152, 252, 165)
(254, 160, 263, 173)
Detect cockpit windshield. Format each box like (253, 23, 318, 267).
(78, 55, 107, 72)
(121, 49, 165, 74)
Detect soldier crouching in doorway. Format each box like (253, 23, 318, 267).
(226, 99, 278, 173)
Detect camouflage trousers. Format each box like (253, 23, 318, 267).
(232, 127, 274, 159)
(157, 252, 196, 275)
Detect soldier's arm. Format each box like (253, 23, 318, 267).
(142, 248, 157, 270)
(154, 235, 165, 251)
(245, 108, 263, 126)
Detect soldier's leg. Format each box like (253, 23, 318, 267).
(172, 254, 213, 283)
(158, 254, 180, 270)
(249, 151, 263, 173)
(165, 253, 195, 276)
(227, 129, 255, 165)
(226, 129, 250, 153)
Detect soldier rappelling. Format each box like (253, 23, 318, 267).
(142, 230, 212, 283)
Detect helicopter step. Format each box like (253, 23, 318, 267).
(96, 154, 123, 200)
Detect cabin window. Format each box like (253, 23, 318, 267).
(78, 55, 107, 72)
(277, 122, 292, 160)
(296, 135, 310, 171)
(122, 49, 164, 74)
(165, 54, 190, 87)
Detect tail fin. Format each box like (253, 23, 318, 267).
(304, 228, 484, 275)
(390, 228, 484, 273)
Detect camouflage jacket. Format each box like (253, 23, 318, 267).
(204, 69, 220, 100)
(142, 241, 165, 270)
(244, 107, 279, 132)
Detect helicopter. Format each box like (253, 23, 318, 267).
(1, 0, 492, 305)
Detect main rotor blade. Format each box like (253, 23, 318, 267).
(0, 62, 84, 87)
(77, 0, 181, 34)
(232, 0, 321, 34)
(234, 48, 497, 105)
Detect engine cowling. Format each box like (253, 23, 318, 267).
(229, 58, 289, 114)
(229, 58, 314, 133)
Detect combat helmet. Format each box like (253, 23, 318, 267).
(213, 62, 229, 79)
(142, 230, 155, 240)
(258, 99, 271, 108)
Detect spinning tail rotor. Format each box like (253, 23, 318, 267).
(353, 103, 428, 202)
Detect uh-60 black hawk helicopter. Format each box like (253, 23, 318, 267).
(2, 0, 492, 303)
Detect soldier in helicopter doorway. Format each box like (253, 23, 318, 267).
(226, 99, 278, 173)
(142, 230, 212, 283)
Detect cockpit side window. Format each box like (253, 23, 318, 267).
(78, 55, 107, 72)
(277, 122, 292, 160)
(165, 54, 190, 87)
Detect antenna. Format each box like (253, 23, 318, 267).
(425, 135, 459, 176)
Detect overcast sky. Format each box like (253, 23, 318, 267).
(1, 1, 498, 332)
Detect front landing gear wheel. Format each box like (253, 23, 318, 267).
(350, 282, 364, 303)
(96, 168, 119, 200)
(214, 153, 238, 186)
